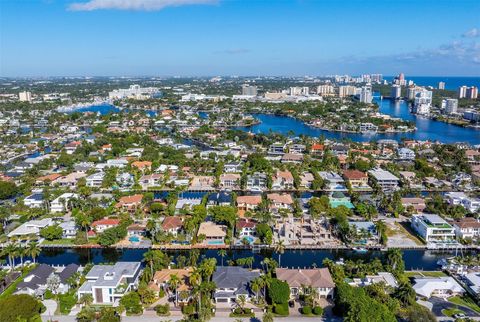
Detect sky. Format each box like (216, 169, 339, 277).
(1, 0, 480, 77)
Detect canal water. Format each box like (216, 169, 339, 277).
(32, 248, 468, 271)
(236, 98, 480, 144)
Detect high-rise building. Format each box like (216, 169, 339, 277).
(458, 86, 468, 99)
(241, 84, 258, 96)
(413, 89, 432, 115)
(371, 74, 383, 83)
(317, 85, 335, 95)
(19, 91, 32, 102)
(466, 86, 478, 99)
(289, 87, 303, 96)
(109, 84, 160, 99)
(302, 87, 310, 96)
(338, 85, 357, 97)
(358, 86, 373, 103)
(438, 82, 445, 90)
(442, 99, 458, 114)
(407, 86, 423, 100)
(391, 85, 401, 99)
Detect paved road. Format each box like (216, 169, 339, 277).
(429, 297, 480, 318)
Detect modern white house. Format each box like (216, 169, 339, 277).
(411, 214, 456, 244)
(368, 168, 400, 191)
(77, 262, 142, 305)
(8, 218, 53, 238)
(397, 147, 415, 160)
(51, 193, 79, 213)
(86, 172, 105, 187)
(445, 192, 480, 213)
(23, 193, 45, 208)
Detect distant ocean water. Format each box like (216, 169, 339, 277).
(383, 76, 480, 90)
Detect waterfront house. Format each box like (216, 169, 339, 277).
(77, 262, 142, 305)
(342, 170, 369, 190)
(197, 222, 227, 244)
(276, 268, 335, 299)
(411, 214, 456, 244)
(268, 142, 286, 155)
(219, 173, 240, 190)
(299, 172, 314, 189)
(8, 218, 53, 238)
(236, 218, 256, 239)
(329, 192, 354, 209)
(212, 266, 260, 303)
(91, 218, 120, 233)
(189, 175, 215, 191)
(451, 217, 480, 240)
(368, 168, 399, 191)
(412, 277, 464, 299)
(236, 195, 262, 216)
(464, 272, 480, 297)
(347, 272, 398, 289)
(16, 263, 79, 297)
(349, 221, 377, 241)
(161, 216, 184, 236)
(331, 144, 349, 157)
(445, 192, 480, 213)
(319, 171, 347, 191)
(60, 220, 77, 238)
(116, 194, 143, 212)
(207, 191, 232, 207)
(246, 172, 267, 191)
(175, 197, 202, 212)
(272, 170, 294, 190)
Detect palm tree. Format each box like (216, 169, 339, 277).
(26, 242, 41, 264)
(3, 243, 17, 270)
(78, 294, 93, 307)
(16, 246, 26, 268)
(236, 294, 246, 311)
(169, 274, 180, 307)
(274, 240, 285, 267)
(262, 311, 274, 322)
(143, 250, 156, 277)
(251, 279, 260, 303)
(218, 249, 227, 266)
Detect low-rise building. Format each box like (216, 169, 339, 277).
(368, 168, 399, 191)
(411, 214, 456, 243)
(197, 222, 227, 244)
(412, 277, 464, 299)
(212, 266, 260, 303)
(77, 262, 142, 305)
(451, 217, 480, 240)
(276, 268, 335, 299)
(342, 170, 369, 189)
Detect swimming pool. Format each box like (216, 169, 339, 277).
(129, 236, 140, 243)
(207, 240, 224, 245)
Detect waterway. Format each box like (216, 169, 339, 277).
(236, 98, 480, 144)
(32, 248, 469, 271)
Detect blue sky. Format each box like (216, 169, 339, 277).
(1, 0, 479, 76)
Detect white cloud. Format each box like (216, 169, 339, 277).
(463, 28, 479, 38)
(68, 0, 218, 11)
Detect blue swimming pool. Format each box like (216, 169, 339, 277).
(207, 240, 224, 245)
(129, 236, 140, 243)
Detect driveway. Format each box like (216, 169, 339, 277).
(428, 297, 480, 318)
(41, 299, 57, 317)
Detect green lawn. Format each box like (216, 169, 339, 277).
(449, 296, 480, 313)
(0, 265, 37, 300)
(41, 238, 74, 245)
(405, 271, 447, 278)
(442, 308, 464, 317)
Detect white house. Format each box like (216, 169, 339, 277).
(8, 218, 53, 237)
(397, 148, 415, 160)
(413, 277, 464, 298)
(51, 193, 79, 213)
(86, 172, 105, 188)
(77, 262, 142, 305)
(411, 214, 456, 243)
(23, 193, 44, 208)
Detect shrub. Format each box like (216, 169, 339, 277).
(182, 304, 195, 315)
(234, 308, 243, 314)
(44, 290, 54, 300)
(301, 306, 312, 315)
(267, 278, 290, 304)
(158, 289, 166, 298)
(0, 294, 45, 322)
(273, 303, 289, 316)
(155, 304, 170, 316)
(313, 306, 324, 315)
(58, 292, 77, 314)
(119, 291, 143, 315)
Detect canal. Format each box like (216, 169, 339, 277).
(32, 248, 469, 271)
